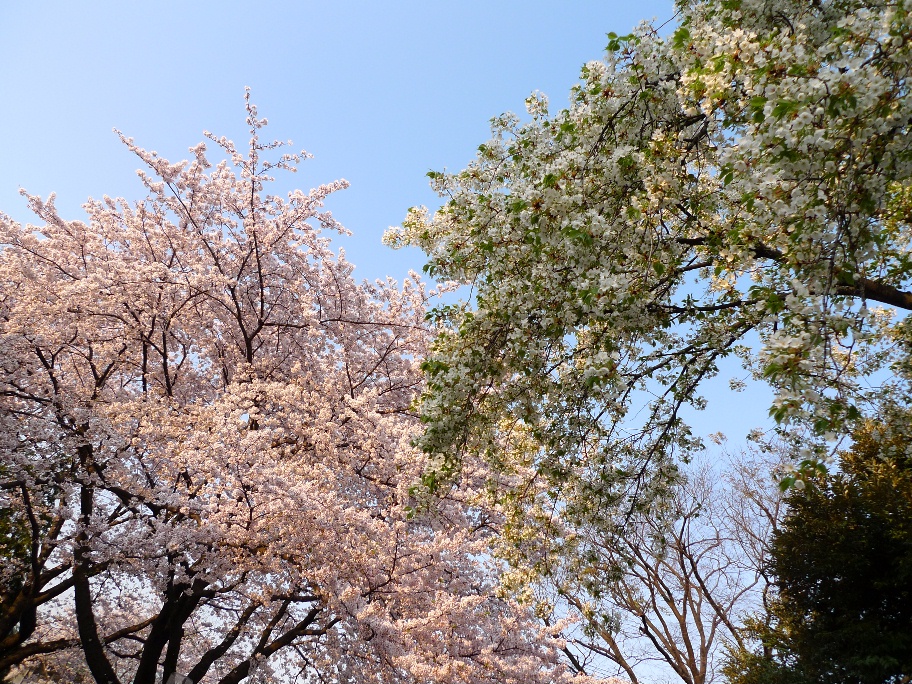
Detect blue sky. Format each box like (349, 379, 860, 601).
(1, 1, 676, 280)
(0, 0, 774, 444)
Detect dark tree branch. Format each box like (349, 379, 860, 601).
(186, 604, 258, 684)
(676, 236, 912, 311)
(73, 479, 122, 684)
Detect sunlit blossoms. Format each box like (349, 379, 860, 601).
(387, 0, 912, 498)
(0, 96, 584, 684)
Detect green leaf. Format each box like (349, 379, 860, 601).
(562, 227, 593, 246)
(420, 358, 451, 375)
(510, 199, 529, 214)
(771, 99, 800, 119)
(749, 96, 767, 123)
(673, 27, 691, 49)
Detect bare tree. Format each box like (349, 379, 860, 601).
(523, 448, 786, 684)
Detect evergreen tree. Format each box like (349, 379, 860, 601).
(725, 408, 912, 684)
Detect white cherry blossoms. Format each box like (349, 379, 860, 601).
(387, 0, 912, 498)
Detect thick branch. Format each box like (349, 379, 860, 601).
(73, 480, 122, 684)
(0, 637, 78, 673)
(186, 604, 257, 684)
(216, 609, 337, 684)
(677, 237, 912, 310)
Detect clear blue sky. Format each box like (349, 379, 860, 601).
(0, 0, 774, 444)
(0, 0, 676, 280)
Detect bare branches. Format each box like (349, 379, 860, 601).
(536, 452, 785, 684)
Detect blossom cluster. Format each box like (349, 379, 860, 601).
(387, 0, 912, 495)
(0, 96, 584, 683)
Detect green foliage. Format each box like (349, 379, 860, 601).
(0, 488, 31, 594)
(724, 409, 912, 684)
(723, 655, 808, 683)
(0, 462, 58, 598)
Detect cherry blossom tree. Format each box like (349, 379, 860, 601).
(0, 95, 583, 684)
(387, 0, 912, 497)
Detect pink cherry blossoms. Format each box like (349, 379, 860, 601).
(0, 95, 591, 684)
